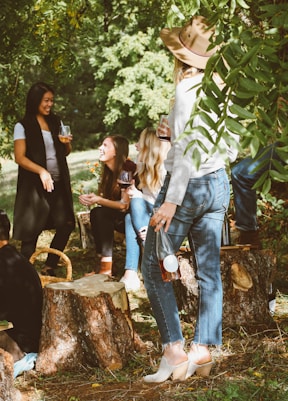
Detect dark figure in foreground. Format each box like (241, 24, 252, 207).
(0, 209, 43, 366)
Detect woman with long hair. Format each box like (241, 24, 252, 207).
(120, 127, 170, 291)
(13, 82, 75, 275)
(79, 135, 139, 276)
(141, 16, 238, 383)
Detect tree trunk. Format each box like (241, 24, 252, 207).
(174, 247, 276, 331)
(36, 275, 141, 375)
(0, 348, 22, 401)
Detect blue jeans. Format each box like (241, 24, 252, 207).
(124, 198, 153, 271)
(141, 169, 230, 347)
(231, 144, 281, 231)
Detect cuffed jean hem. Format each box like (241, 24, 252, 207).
(123, 266, 138, 272)
(162, 339, 185, 352)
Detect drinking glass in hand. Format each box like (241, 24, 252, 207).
(117, 170, 133, 189)
(156, 115, 170, 142)
(58, 125, 71, 143)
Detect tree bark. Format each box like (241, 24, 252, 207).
(174, 247, 276, 331)
(36, 275, 140, 375)
(0, 348, 22, 401)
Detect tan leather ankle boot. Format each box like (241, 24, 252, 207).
(99, 261, 112, 275)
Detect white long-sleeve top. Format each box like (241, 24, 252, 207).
(164, 74, 238, 206)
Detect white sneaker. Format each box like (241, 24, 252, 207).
(120, 271, 141, 292)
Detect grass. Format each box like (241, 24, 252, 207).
(1, 149, 288, 401)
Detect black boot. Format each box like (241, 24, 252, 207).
(237, 230, 261, 248)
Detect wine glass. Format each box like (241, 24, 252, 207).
(117, 170, 133, 189)
(156, 115, 171, 141)
(58, 125, 71, 143)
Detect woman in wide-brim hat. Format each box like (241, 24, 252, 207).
(141, 16, 238, 383)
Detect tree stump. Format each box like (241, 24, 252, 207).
(0, 348, 22, 401)
(174, 247, 276, 330)
(36, 275, 139, 375)
(76, 211, 95, 249)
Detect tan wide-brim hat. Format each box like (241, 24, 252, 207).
(160, 16, 217, 69)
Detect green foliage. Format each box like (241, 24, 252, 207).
(0, 0, 287, 194)
(166, 1, 288, 190)
(257, 187, 288, 257)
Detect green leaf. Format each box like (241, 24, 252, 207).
(234, 90, 255, 99)
(252, 171, 269, 190)
(236, 0, 250, 9)
(257, 109, 274, 127)
(238, 45, 260, 66)
(271, 159, 288, 175)
(262, 177, 272, 194)
(250, 136, 261, 158)
(276, 149, 288, 164)
(191, 146, 201, 171)
(225, 117, 249, 136)
(229, 104, 256, 120)
(198, 111, 217, 130)
(238, 77, 267, 93)
(270, 169, 288, 182)
(200, 96, 220, 115)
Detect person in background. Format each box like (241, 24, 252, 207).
(13, 82, 75, 276)
(120, 127, 170, 291)
(141, 16, 238, 383)
(231, 142, 284, 248)
(0, 209, 43, 375)
(79, 135, 140, 277)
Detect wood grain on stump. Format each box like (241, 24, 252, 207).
(36, 275, 137, 375)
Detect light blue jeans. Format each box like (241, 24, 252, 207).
(231, 143, 282, 231)
(141, 168, 230, 346)
(124, 197, 154, 271)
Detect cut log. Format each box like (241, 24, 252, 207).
(0, 348, 22, 401)
(174, 247, 276, 330)
(76, 211, 95, 249)
(36, 275, 139, 375)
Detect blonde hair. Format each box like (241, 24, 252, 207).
(173, 57, 223, 89)
(173, 57, 204, 85)
(137, 128, 170, 194)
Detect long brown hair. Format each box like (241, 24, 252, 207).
(98, 135, 129, 200)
